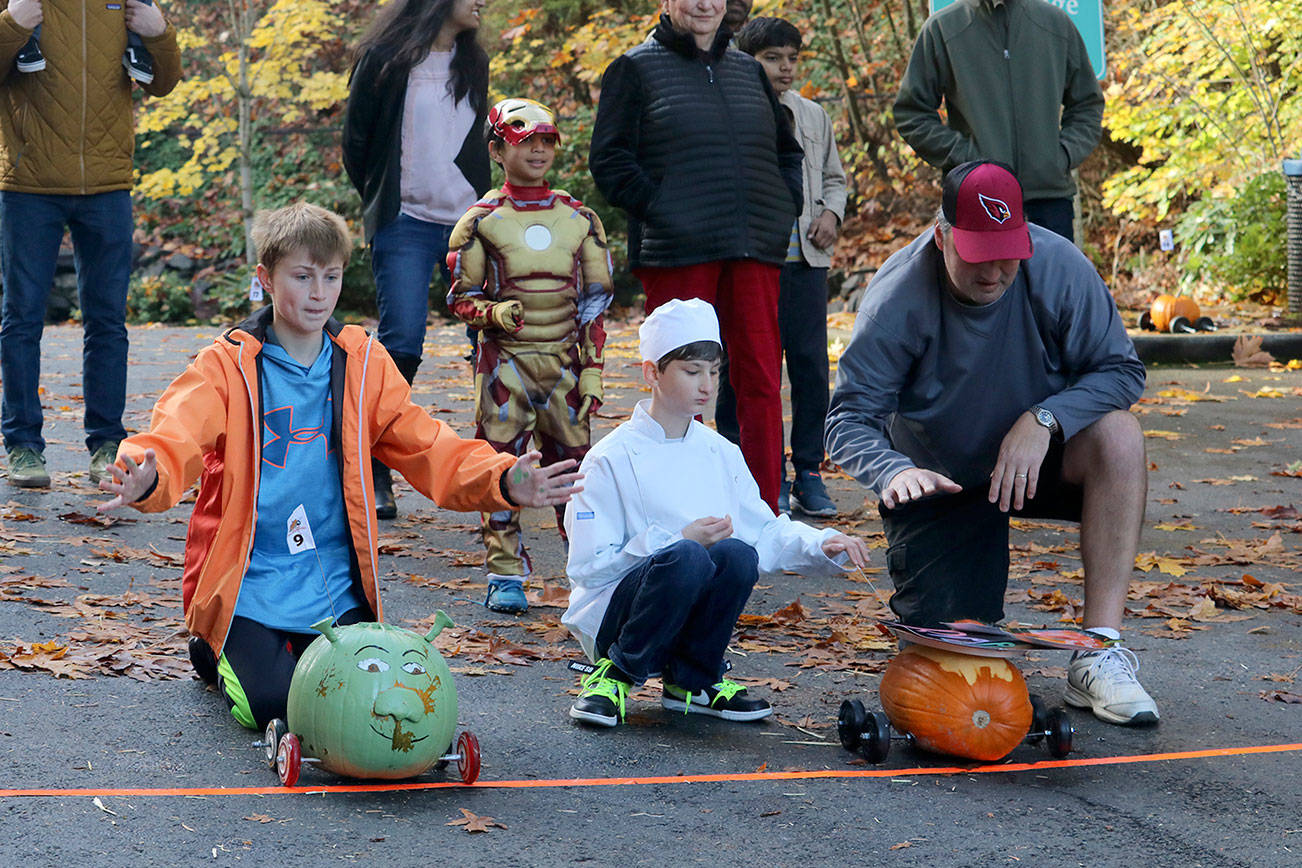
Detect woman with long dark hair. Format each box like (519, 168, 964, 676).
(343, 0, 490, 519)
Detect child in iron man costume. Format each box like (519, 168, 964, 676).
(447, 98, 613, 614)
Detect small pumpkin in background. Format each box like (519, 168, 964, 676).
(878, 644, 1032, 762)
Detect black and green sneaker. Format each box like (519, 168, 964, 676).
(569, 658, 630, 727)
(662, 679, 772, 721)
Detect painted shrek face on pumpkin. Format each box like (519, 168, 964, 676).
(287, 615, 459, 779)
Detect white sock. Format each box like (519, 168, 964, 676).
(1084, 626, 1121, 641)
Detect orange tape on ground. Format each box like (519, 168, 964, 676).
(2, 742, 1298, 799)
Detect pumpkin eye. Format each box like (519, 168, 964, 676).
(402, 661, 427, 675)
(357, 657, 390, 673)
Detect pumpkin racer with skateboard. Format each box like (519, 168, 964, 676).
(826, 161, 1159, 727)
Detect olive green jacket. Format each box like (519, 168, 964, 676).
(893, 0, 1102, 201)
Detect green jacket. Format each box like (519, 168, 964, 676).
(893, 0, 1102, 201)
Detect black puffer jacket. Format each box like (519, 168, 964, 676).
(342, 49, 491, 243)
(589, 18, 802, 270)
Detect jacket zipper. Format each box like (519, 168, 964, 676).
(80, 0, 87, 192)
(358, 336, 380, 612)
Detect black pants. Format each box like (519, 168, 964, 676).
(716, 261, 830, 474)
(880, 447, 1082, 626)
(595, 538, 758, 691)
(219, 606, 369, 730)
(1024, 197, 1075, 243)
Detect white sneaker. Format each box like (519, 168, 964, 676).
(1065, 645, 1160, 725)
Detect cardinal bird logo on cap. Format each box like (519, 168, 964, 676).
(978, 193, 1012, 224)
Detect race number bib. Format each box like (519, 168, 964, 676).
(286, 504, 316, 554)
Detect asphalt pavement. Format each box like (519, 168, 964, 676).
(0, 319, 1299, 867)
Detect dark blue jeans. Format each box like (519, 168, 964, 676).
(595, 538, 759, 691)
(370, 213, 455, 362)
(0, 190, 132, 453)
(1024, 197, 1076, 243)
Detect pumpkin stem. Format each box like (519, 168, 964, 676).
(424, 610, 455, 642)
(312, 618, 340, 644)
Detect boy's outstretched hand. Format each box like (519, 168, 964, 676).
(97, 448, 158, 513)
(505, 451, 583, 507)
(822, 533, 871, 569)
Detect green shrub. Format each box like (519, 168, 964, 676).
(126, 272, 195, 324)
(1176, 171, 1288, 302)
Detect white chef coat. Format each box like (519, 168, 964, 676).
(562, 400, 847, 659)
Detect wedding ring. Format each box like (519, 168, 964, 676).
(1015, 473, 1027, 478)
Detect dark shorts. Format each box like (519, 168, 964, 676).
(880, 445, 1082, 626)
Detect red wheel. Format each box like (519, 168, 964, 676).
(276, 733, 301, 787)
(456, 730, 481, 785)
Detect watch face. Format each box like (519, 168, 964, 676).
(1037, 408, 1053, 426)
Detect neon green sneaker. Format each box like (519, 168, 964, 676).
(7, 446, 50, 488)
(569, 658, 630, 727)
(88, 441, 121, 485)
(662, 678, 772, 721)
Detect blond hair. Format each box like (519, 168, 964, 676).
(251, 201, 351, 275)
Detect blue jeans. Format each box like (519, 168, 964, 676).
(370, 213, 454, 361)
(0, 190, 132, 453)
(595, 538, 759, 690)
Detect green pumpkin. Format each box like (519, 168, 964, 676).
(286, 612, 458, 780)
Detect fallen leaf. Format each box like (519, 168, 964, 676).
(1232, 334, 1274, 368)
(244, 814, 275, 824)
(446, 808, 507, 833)
(1260, 690, 1302, 704)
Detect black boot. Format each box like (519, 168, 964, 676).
(188, 635, 218, 686)
(373, 354, 420, 521)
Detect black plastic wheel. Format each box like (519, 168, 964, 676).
(1046, 709, 1073, 759)
(1195, 316, 1217, 332)
(859, 711, 893, 764)
(1026, 695, 1047, 744)
(1139, 310, 1154, 331)
(1169, 315, 1195, 334)
(838, 699, 866, 751)
(263, 718, 287, 770)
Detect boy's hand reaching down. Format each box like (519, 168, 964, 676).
(505, 450, 583, 507)
(97, 448, 158, 512)
(821, 533, 871, 568)
(682, 515, 732, 547)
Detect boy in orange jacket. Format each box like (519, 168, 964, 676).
(97, 201, 582, 731)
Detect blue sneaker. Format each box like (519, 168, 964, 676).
(484, 576, 528, 614)
(791, 470, 837, 517)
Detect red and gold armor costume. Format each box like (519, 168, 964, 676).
(446, 182, 613, 582)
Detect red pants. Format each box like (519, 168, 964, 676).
(636, 259, 782, 510)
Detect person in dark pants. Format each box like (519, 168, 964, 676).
(718, 17, 847, 516)
(892, 0, 1103, 243)
(826, 161, 1159, 727)
(561, 299, 869, 728)
(343, 0, 491, 519)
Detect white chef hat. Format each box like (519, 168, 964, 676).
(638, 298, 722, 363)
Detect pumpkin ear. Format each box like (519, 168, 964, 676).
(424, 610, 455, 642)
(312, 618, 340, 644)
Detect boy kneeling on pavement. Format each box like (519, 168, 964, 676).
(561, 299, 871, 727)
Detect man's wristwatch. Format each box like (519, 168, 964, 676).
(1030, 405, 1061, 438)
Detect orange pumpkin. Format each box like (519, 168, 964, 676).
(878, 645, 1032, 761)
(1150, 294, 1201, 332)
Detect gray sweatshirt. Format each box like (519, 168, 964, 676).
(825, 225, 1145, 493)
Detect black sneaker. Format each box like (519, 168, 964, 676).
(373, 461, 396, 519)
(569, 658, 630, 727)
(791, 470, 837, 517)
(16, 34, 45, 73)
(188, 635, 218, 686)
(122, 43, 154, 84)
(661, 679, 772, 721)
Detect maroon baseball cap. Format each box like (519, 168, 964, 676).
(941, 161, 1033, 263)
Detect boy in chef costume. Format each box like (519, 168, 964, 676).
(561, 298, 870, 727)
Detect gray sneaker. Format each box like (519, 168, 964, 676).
(7, 446, 50, 488)
(89, 441, 121, 484)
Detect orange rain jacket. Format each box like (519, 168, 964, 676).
(118, 308, 516, 655)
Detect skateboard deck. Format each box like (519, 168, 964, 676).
(877, 620, 1114, 656)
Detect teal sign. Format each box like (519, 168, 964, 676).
(929, 0, 1106, 80)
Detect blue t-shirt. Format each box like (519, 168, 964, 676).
(235, 333, 366, 631)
